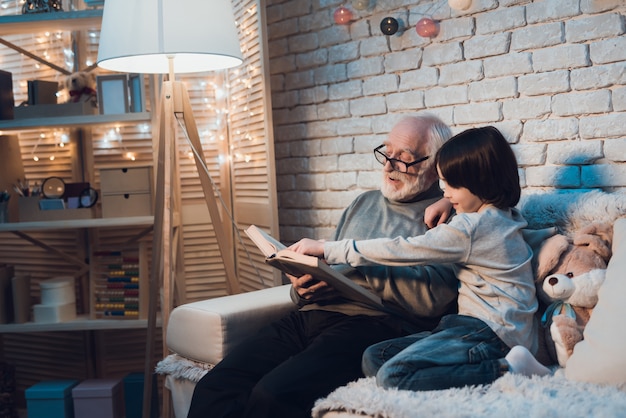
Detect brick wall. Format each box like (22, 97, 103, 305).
(265, 0, 626, 242)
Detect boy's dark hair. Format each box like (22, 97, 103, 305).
(435, 126, 521, 209)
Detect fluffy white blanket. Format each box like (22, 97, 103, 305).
(312, 372, 626, 418)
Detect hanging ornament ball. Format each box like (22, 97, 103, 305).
(352, 0, 369, 10)
(448, 0, 472, 10)
(416, 17, 439, 37)
(380, 17, 399, 36)
(334, 6, 353, 25)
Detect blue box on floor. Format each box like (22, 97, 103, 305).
(123, 372, 159, 418)
(72, 378, 124, 418)
(25, 380, 79, 418)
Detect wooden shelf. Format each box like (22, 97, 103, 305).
(0, 216, 154, 232)
(0, 9, 103, 36)
(0, 314, 160, 333)
(0, 112, 152, 132)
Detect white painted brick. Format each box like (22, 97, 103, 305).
(385, 50, 422, 73)
(525, 166, 581, 187)
(438, 17, 474, 41)
(272, 90, 300, 108)
(553, 90, 612, 117)
(453, 102, 502, 124)
(318, 101, 350, 120)
(604, 138, 626, 162)
(350, 96, 387, 116)
(526, 0, 580, 24)
(270, 55, 296, 75)
(347, 56, 384, 79)
(484, 52, 533, 78)
(357, 170, 382, 190)
(328, 80, 363, 101)
(439, 61, 484, 86)
(582, 164, 626, 187)
(399, 67, 439, 90)
(296, 173, 327, 191)
(276, 174, 295, 192)
(325, 172, 357, 190)
(518, 70, 569, 96)
(614, 87, 626, 112)
(274, 123, 308, 143)
(309, 155, 338, 173)
(547, 140, 603, 164)
(296, 49, 328, 69)
(425, 85, 469, 107)
(590, 37, 626, 65)
(317, 25, 352, 48)
(580, 113, 626, 139)
(493, 120, 523, 141)
(511, 143, 547, 166)
(422, 42, 464, 66)
(571, 63, 626, 91)
(287, 104, 319, 123)
(581, 0, 623, 13)
(523, 119, 579, 142)
(351, 18, 372, 40)
(289, 139, 320, 157)
(476, 6, 526, 34)
(363, 74, 399, 95)
(299, 86, 328, 105)
(511, 23, 563, 51)
(276, 157, 309, 175)
(502, 97, 551, 120)
(285, 70, 315, 90)
(387, 90, 426, 112)
(307, 121, 339, 139)
(336, 118, 375, 136)
(320, 137, 355, 155)
(469, 77, 517, 101)
(532, 44, 589, 72)
(314, 189, 362, 210)
(328, 42, 360, 64)
(361, 36, 392, 57)
(314, 64, 348, 84)
(566, 13, 623, 43)
(289, 33, 319, 54)
(465, 32, 511, 59)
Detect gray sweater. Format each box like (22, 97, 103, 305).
(325, 205, 538, 352)
(293, 184, 459, 330)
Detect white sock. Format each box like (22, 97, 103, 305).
(505, 345, 552, 377)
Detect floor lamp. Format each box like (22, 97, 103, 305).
(96, 1, 243, 417)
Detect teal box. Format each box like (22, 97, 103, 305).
(123, 372, 159, 418)
(25, 380, 79, 418)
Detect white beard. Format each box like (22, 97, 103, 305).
(380, 171, 427, 202)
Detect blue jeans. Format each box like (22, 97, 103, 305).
(362, 314, 510, 391)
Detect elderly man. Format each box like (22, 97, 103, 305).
(187, 114, 459, 418)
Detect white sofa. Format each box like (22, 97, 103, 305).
(157, 191, 626, 418)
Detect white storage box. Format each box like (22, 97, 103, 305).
(40, 276, 75, 305)
(33, 302, 76, 323)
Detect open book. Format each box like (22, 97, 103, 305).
(245, 225, 383, 309)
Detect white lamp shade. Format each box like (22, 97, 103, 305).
(97, 0, 243, 74)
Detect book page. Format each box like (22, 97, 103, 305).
(245, 225, 286, 257)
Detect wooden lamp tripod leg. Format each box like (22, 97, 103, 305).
(144, 80, 242, 418)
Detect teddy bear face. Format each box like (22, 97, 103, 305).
(536, 236, 609, 308)
(65, 72, 95, 91)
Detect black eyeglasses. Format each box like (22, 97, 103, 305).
(374, 145, 429, 173)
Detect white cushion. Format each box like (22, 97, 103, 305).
(566, 217, 626, 385)
(166, 285, 296, 364)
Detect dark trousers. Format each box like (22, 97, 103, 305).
(186, 309, 403, 418)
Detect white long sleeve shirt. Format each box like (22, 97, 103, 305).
(324, 205, 538, 352)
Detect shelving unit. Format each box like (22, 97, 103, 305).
(0, 9, 102, 36)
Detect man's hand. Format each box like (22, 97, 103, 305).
(288, 273, 339, 302)
(424, 197, 453, 228)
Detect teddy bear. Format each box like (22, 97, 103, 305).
(64, 71, 97, 104)
(534, 222, 613, 367)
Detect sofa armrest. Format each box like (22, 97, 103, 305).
(166, 284, 296, 365)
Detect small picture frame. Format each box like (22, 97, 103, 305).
(128, 74, 145, 113)
(97, 74, 129, 115)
